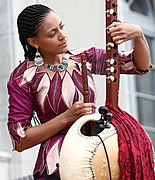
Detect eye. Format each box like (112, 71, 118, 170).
(60, 24, 65, 30)
(50, 30, 56, 37)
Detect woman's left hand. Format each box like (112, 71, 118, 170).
(108, 22, 143, 45)
(108, 21, 151, 71)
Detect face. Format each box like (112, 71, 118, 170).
(28, 11, 68, 59)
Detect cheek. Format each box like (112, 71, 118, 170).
(41, 41, 61, 54)
(40, 39, 57, 49)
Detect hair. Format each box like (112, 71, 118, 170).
(17, 4, 53, 60)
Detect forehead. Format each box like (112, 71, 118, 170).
(39, 11, 61, 32)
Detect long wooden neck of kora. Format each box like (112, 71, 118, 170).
(81, 53, 89, 103)
(81, 52, 92, 135)
(106, 0, 120, 108)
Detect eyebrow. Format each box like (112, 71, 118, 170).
(50, 21, 63, 32)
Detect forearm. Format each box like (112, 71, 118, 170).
(15, 113, 70, 152)
(15, 101, 96, 152)
(133, 33, 151, 71)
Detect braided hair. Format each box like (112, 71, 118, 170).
(17, 4, 53, 60)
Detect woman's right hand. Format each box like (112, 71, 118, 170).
(14, 101, 96, 152)
(63, 100, 96, 124)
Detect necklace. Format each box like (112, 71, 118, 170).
(44, 57, 68, 72)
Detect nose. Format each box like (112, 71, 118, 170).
(58, 29, 67, 40)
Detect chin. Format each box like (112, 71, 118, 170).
(61, 47, 69, 53)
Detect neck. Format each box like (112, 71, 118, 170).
(42, 54, 63, 65)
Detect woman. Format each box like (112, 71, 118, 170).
(7, 4, 152, 180)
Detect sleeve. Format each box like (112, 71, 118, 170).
(70, 47, 106, 75)
(70, 47, 149, 75)
(7, 78, 34, 149)
(119, 50, 149, 75)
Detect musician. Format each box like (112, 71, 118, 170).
(7, 4, 151, 180)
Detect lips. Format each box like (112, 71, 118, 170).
(59, 41, 67, 47)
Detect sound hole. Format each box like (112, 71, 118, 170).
(81, 120, 99, 136)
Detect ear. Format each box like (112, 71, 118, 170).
(27, 37, 39, 48)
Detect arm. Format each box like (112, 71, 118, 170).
(9, 100, 95, 152)
(133, 32, 151, 71)
(109, 22, 151, 71)
(70, 45, 150, 76)
(16, 101, 95, 152)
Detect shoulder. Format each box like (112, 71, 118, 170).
(69, 47, 96, 62)
(69, 47, 106, 58)
(69, 47, 95, 56)
(69, 47, 106, 63)
(8, 60, 38, 84)
(8, 60, 27, 82)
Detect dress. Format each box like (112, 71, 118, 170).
(7, 47, 148, 177)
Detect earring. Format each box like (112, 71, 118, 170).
(34, 48, 43, 66)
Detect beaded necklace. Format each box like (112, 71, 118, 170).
(44, 57, 68, 72)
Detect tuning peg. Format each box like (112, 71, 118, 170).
(106, 8, 115, 16)
(106, 75, 116, 82)
(106, 66, 116, 73)
(107, 42, 115, 48)
(106, 58, 115, 65)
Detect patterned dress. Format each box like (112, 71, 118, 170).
(7, 47, 149, 178)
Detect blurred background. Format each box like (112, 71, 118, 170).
(0, 0, 155, 179)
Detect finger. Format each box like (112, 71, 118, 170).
(115, 39, 124, 45)
(74, 102, 96, 115)
(108, 26, 122, 34)
(84, 111, 93, 115)
(83, 103, 96, 108)
(112, 36, 124, 44)
(80, 107, 94, 115)
(74, 101, 84, 108)
(108, 21, 122, 29)
(110, 29, 123, 37)
(112, 35, 123, 41)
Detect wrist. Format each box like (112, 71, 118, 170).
(135, 26, 144, 41)
(60, 112, 73, 126)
